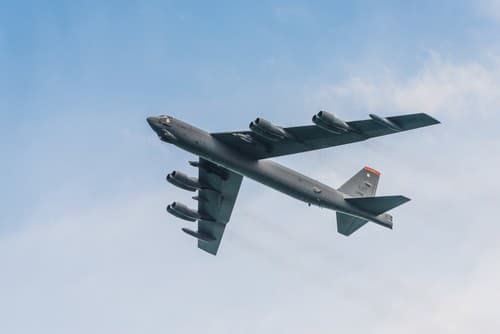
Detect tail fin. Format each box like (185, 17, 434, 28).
(338, 166, 380, 197)
(336, 167, 409, 236)
(336, 166, 380, 235)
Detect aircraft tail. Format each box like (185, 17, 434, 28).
(336, 167, 410, 236)
(336, 212, 368, 236)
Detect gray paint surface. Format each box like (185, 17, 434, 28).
(147, 113, 439, 255)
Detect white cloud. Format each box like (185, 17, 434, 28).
(372, 247, 500, 334)
(431, 250, 500, 334)
(298, 54, 500, 333)
(310, 54, 500, 119)
(2, 52, 500, 333)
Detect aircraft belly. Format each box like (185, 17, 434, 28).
(196, 138, 338, 206)
(185, 134, 367, 214)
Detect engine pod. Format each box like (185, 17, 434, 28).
(249, 118, 288, 141)
(166, 171, 200, 192)
(369, 114, 401, 131)
(312, 111, 352, 134)
(167, 202, 199, 222)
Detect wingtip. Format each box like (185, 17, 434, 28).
(397, 195, 412, 204)
(423, 113, 441, 125)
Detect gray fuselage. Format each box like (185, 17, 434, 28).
(147, 116, 390, 227)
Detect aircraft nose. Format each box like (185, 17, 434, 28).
(147, 116, 159, 127)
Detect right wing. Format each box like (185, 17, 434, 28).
(182, 158, 243, 255)
(212, 113, 440, 159)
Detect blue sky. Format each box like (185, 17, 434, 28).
(2, 1, 500, 333)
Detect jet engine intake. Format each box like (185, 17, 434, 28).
(249, 118, 288, 141)
(312, 111, 352, 134)
(166, 171, 200, 192)
(167, 202, 200, 222)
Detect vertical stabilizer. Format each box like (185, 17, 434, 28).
(337, 167, 380, 236)
(338, 166, 380, 197)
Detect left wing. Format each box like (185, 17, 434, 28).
(212, 113, 440, 160)
(182, 158, 243, 255)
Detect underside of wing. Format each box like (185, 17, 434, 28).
(212, 113, 440, 159)
(182, 158, 243, 255)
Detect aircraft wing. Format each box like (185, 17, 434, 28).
(212, 113, 440, 159)
(182, 158, 243, 255)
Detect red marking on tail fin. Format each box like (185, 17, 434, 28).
(364, 166, 381, 176)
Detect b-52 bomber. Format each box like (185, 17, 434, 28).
(147, 111, 439, 255)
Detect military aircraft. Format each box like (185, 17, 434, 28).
(147, 111, 439, 255)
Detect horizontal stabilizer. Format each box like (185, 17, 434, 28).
(345, 195, 410, 215)
(337, 212, 369, 236)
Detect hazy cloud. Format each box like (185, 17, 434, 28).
(2, 3, 500, 334)
(309, 54, 500, 119)
(298, 53, 500, 333)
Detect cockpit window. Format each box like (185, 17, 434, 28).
(159, 115, 172, 125)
